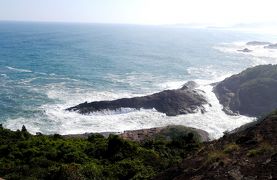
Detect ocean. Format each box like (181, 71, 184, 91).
(1, 22, 277, 139)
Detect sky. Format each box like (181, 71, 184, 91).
(0, 0, 277, 26)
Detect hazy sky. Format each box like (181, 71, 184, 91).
(0, 0, 276, 26)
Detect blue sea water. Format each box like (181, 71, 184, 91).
(1, 22, 277, 138)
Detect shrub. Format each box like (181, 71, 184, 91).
(206, 151, 227, 164)
(0, 126, 200, 179)
(223, 143, 240, 154)
(247, 143, 274, 157)
(81, 162, 103, 178)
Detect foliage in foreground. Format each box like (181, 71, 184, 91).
(0, 125, 200, 179)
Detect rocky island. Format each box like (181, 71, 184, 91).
(237, 48, 252, 53)
(214, 64, 277, 117)
(67, 81, 208, 116)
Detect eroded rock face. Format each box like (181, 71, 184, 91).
(67, 81, 208, 116)
(214, 64, 277, 117)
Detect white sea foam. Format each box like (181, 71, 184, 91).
(214, 41, 277, 65)
(6, 66, 32, 73)
(45, 86, 141, 105)
(2, 54, 257, 140)
(2, 54, 257, 139)
(0, 74, 8, 78)
(187, 65, 233, 81)
(3, 78, 254, 139)
(158, 81, 185, 90)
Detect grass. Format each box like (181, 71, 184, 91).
(247, 143, 274, 157)
(206, 151, 227, 164)
(223, 143, 240, 154)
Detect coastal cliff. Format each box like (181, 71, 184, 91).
(214, 64, 277, 117)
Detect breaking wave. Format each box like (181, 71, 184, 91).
(4, 77, 254, 139)
(214, 41, 277, 65)
(6, 66, 32, 73)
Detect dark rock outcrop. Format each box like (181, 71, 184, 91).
(214, 64, 277, 117)
(264, 43, 277, 49)
(120, 125, 210, 142)
(237, 48, 252, 53)
(67, 81, 208, 116)
(246, 41, 272, 46)
(155, 110, 277, 180)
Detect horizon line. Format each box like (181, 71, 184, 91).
(0, 19, 180, 26)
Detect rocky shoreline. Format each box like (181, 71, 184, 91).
(67, 81, 208, 116)
(64, 63, 277, 140)
(68, 64, 277, 118)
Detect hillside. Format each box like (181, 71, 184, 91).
(0, 125, 203, 179)
(1, 110, 277, 179)
(156, 110, 277, 179)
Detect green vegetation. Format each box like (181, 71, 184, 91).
(247, 143, 274, 157)
(152, 126, 203, 143)
(223, 143, 240, 154)
(206, 151, 227, 164)
(204, 143, 240, 165)
(0, 125, 201, 179)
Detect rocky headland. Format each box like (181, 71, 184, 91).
(67, 81, 208, 116)
(68, 64, 277, 118)
(214, 64, 277, 117)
